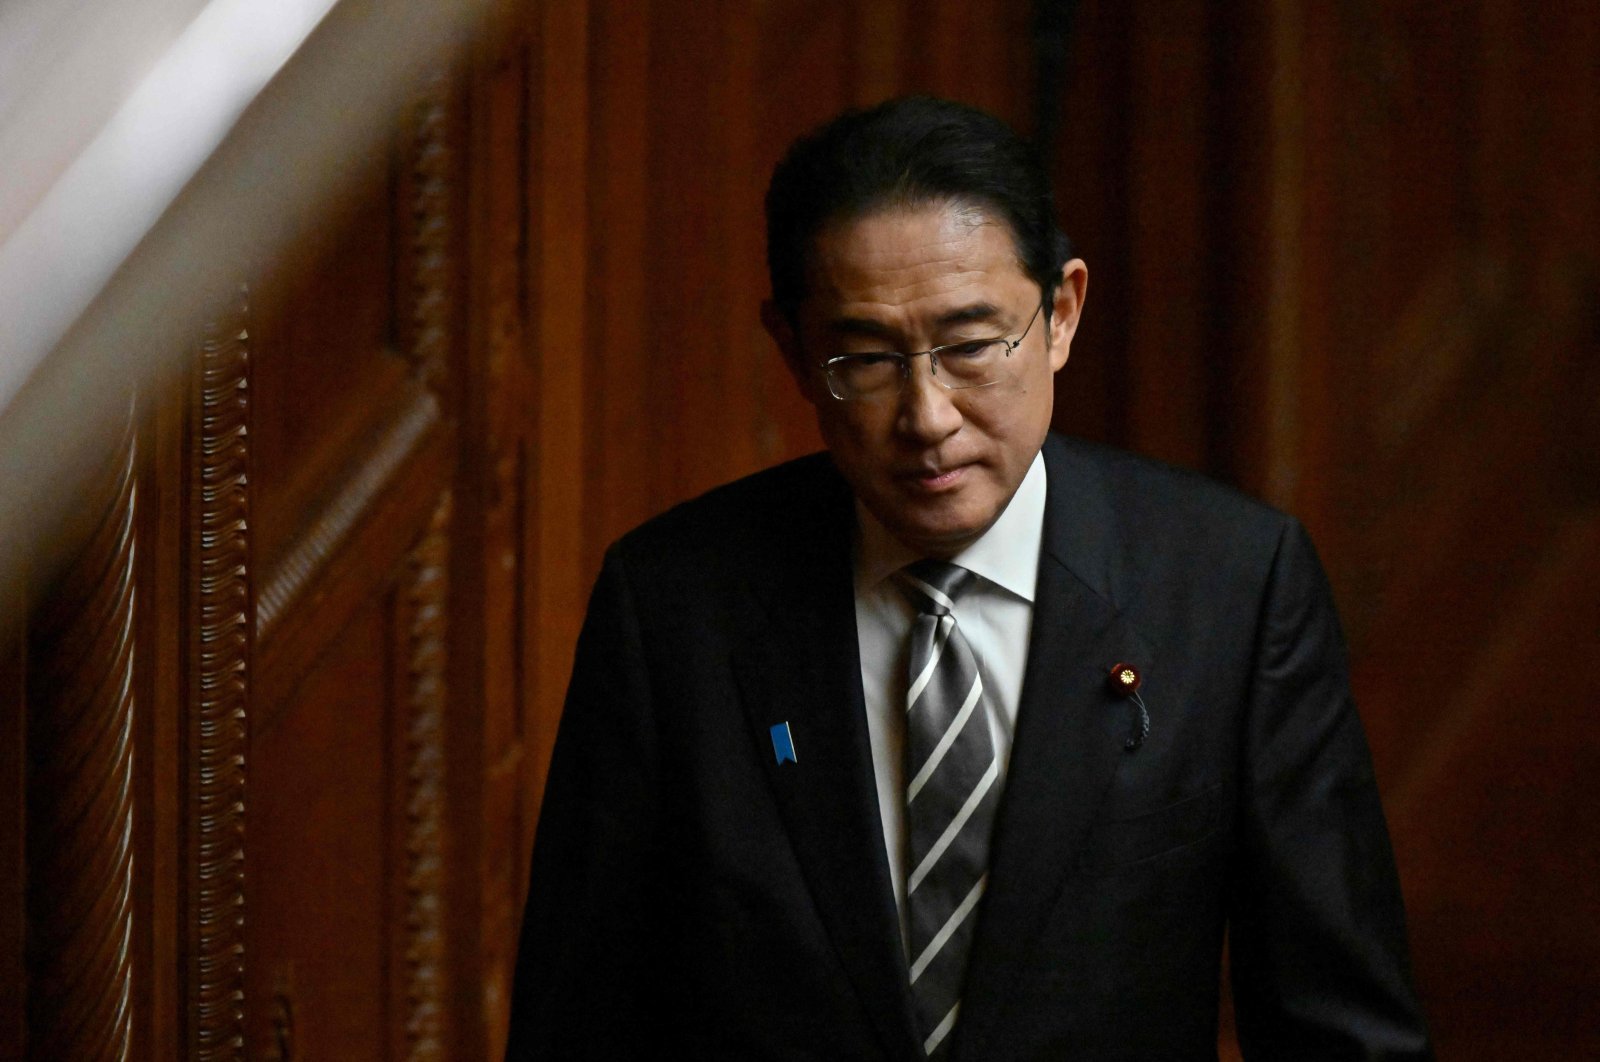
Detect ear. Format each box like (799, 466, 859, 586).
(1045, 258, 1089, 373)
(762, 299, 824, 403)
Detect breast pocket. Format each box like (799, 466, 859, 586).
(1077, 783, 1224, 871)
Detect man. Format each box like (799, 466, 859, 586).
(506, 97, 1430, 1060)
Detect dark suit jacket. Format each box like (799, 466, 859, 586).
(505, 434, 1430, 1061)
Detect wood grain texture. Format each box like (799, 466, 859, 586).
(26, 406, 139, 1061)
(464, 34, 528, 1058)
(1120, 0, 1211, 471)
(524, 0, 590, 840)
(186, 297, 251, 1060)
(1259, 0, 1306, 509)
(247, 598, 391, 1059)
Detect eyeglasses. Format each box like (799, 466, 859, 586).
(821, 301, 1044, 401)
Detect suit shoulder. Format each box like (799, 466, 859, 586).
(1050, 434, 1293, 542)
(607, 452, 845, 574)
(1041, 435, 1307, 616)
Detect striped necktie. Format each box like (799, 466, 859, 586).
(894, 560, 1000, 1060)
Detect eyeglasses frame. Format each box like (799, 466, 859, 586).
(819, 299, 1047, 402)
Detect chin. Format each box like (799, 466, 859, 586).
(853, 471, 996, 553)
(890, 514, 987, 556)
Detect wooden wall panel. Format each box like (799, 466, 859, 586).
(1305, 8, 1599, 1055)
(1043, 0, 1129, 448)
(247, 598, 392, 1059)
(585, 0, 656, 550)
(242, 57, 467, 1057)
(242, 477, 450, 1061)
(140, 383, 185, 1062)
(465, 24, 533, 1056)
(525, 0, 592, 855)
(1118, 0, 1212, 471)
(250, 158, 412, 563)
(4, 10, 483, 1061)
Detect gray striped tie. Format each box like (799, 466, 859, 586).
(894, 561, 999, 1060)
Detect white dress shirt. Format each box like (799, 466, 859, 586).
(853, 450, 1046, 951)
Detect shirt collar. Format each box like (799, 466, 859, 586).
(854, 449, 1046, 603)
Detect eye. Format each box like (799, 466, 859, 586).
(941, 340, 1001, 360)
(828, 353, 901, 385)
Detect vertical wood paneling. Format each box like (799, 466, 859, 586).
(913, 0, 1029, 120)
(1046, 0, 1133, 446)
(646, 0, 733, 504)
(25, 407, 139, 1062)
(143, 359, 186, 1062)
(751, 2, 847, 465)
(586, 0, 654, 548)
(1259, 0, 1307, 510)
(247, 599, 390, 1059)
(1122, 0, 1210, 469)
(715, 1, 763, 486)
(465, 21, 531, 1056)
(850, 0, 908, 106)
(524, 0, 591, 873)
(473, 49, 529, 777)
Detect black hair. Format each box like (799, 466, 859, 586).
(764, 96, 1073, 323)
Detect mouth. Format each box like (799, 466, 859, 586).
(899, 463, 970, 492)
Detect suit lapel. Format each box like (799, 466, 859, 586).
(953, 437, 1154, 1062)
(731, 464, 922, 1062)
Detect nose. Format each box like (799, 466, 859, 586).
(894, 357, 963, 445)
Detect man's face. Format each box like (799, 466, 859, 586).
(766, 201, 1087, 556)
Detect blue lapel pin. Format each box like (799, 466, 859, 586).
(769, 721, 798, 765)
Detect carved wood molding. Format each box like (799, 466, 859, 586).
(25, 404, 138, 1060)
(399, 492, 451, 1061)
(411, 71, 453, 395)
(187, 297, 251, 1059)
(256, 386, 441, 636)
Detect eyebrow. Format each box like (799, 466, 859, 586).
(825, 302, 1006, 342)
